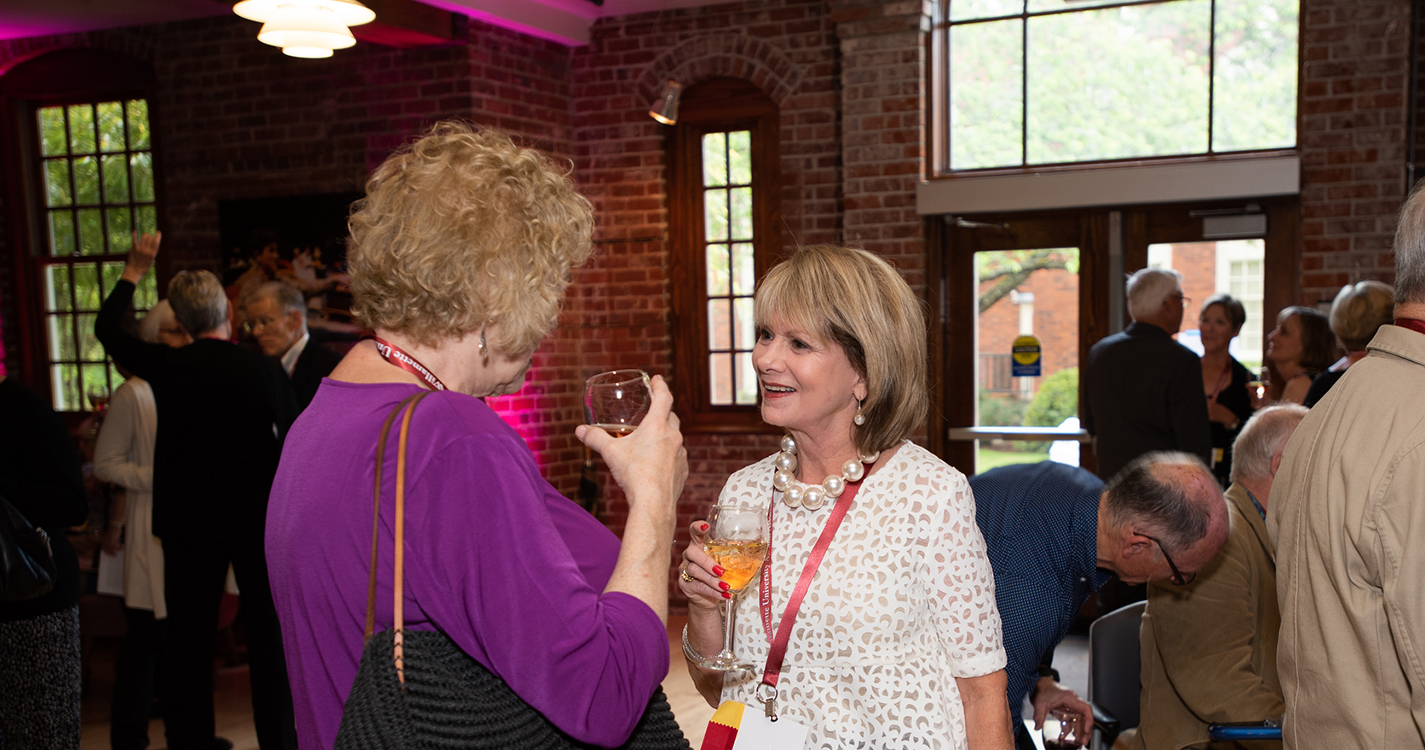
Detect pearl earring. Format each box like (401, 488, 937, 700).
(853, 398, 866, 426)
(479, 327, 488, 361)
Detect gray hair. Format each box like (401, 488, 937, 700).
(1127, 268, 1183, 321)
(1230, 404, 1308, 483)
(1103, 451, 1218, 552)
(167, 271, 227, 336)
(249, 281, 307, 326)
(1395, 182, 1425, 304)
(136, 300, 176, 344)
(1330, 280, 1394, 351)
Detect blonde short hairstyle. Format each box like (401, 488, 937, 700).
(754, 245, 928, 455)
(347, 122, 595, 356)
(167, 271, 227, 336)
(1329, 280, 1394, 351)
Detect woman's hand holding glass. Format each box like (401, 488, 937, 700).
(576, 374, 687, 513)
(680, 503, 767, 672)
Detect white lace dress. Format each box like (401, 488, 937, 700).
(720, 441, 1006, 749)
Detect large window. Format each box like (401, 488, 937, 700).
(668, 78, 780, 431)
(942, 0, 1299, 172)
(36, 100, 159, 411)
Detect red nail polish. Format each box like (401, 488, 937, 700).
(712, 565, 725, 577)
(722, 592, 731, 599)
(719, 581, 730, 592)
(699, 522, 709, 532)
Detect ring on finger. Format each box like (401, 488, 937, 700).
(679, 567, 696, 583)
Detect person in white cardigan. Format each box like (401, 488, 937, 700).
(94, 301, 188, 750)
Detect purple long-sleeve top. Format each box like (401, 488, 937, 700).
(266, 381, 669, 749)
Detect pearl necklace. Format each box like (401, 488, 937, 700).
(771, 434, 879, 510)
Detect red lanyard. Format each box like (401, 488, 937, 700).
(755, 478, 861, 718)
(1395, 318, 1425, 337)
(371, 336, 447, 391)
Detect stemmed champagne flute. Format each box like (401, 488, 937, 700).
(697, 502, 768, 672)
(583, 370, 652, 436)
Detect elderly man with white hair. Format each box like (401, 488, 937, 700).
(1269, 185, 1425, 749)
(1084, 267, 1213, 481)
(1133, 404, 1307, 750)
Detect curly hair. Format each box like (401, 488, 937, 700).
(754, 245, 929, 456)
(347, 122, 595, 356)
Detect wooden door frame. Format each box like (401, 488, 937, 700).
(928, 196, 1300, 478)
(929, 210, 1109, 477)
(1122, 196, 1301, 364)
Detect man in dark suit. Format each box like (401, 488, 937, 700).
(1084, 267, 1212, 481)
(244, 281, 341, 412)
(96, 233, 298, 750)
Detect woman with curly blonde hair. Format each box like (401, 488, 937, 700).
(266, 122, 689, 749)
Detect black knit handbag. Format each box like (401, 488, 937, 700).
(334, 391, 690, 750)
(0, 492, 56, 602)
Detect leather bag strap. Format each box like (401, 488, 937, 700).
(364, 391, 424, 642)
(389, 392, 430, 685)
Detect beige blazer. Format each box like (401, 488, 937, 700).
(93, 377, 166, 618)
(1267, 324, 1425, 750)
(1133, 483, 1283, 750)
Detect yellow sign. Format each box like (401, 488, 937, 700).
(1012, 334, 1041, 376)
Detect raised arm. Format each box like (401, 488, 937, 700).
(577, 374, 687, 623)
(95, 232, 169, 382)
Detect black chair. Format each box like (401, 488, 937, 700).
(1086, 601, 1145, 750)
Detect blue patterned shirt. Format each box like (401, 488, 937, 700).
(971, 461, 1113, 714)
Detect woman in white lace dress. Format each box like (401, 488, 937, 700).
(680, 245, 1011, 749)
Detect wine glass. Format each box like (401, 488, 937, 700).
(1042, 708, 1084, 749)
(88, 385, 111, 437)
(583, 370, 652, 437)
(697, 502, 768, 672)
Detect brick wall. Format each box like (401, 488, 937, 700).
(569, 0, 845, 594)
(0, 15, 588, 490)
(977, 268, 1080, 387)
(1297, 0, 1414, 304)
(831, 0, 932, 292)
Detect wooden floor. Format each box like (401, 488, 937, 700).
(80, 613, 716, 750)
(80, 618, 1088, 749)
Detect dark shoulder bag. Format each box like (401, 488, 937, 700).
(335, 391, 689, 750)
(0, 492, 57, 602)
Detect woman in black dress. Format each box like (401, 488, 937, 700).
(1197, 294, 1255, 486)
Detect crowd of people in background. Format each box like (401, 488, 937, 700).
(1, 120, 1421, 750)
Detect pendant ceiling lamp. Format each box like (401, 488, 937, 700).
(233, 0, 376, 59)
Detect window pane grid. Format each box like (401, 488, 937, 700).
(944, 0, 1297, 170)
(35, 98, 156, 410)
(702, 130, 757, 406)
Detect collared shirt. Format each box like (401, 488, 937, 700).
(971, 461, 1113, 715)
(280, 331, 309, 377)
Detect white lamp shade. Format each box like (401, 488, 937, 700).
(282, 46, 335, 59)
(234, 0, 375, 27)
(257, 14, 356, 51)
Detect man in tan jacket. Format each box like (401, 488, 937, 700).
(1135, 405, 1306, 750)
(1268, 185, 1425, 749)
